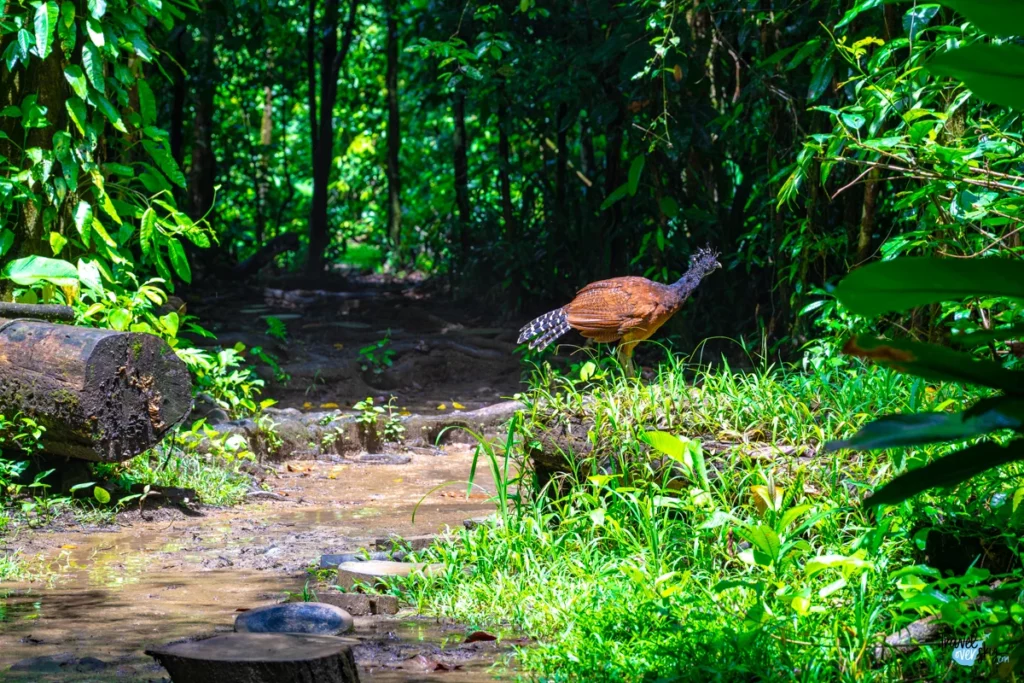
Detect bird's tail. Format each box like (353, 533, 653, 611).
(517, 308, 571, 351)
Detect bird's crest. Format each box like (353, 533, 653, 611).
(689, 245, 721, 274)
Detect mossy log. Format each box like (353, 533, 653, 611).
(0, 318, 192, 462)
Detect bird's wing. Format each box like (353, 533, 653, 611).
(565, 278, 660, 338)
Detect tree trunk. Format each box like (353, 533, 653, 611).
(256, 78, 273, 248)
(307, 0, 360, 276)
(385, 0, 403, 254)
(554, 102, 568, 222)
(452, 88, 471, 262)
(0, 319, 192, 462)
(0, 43, 69, 261)
(497, 80, 515, 239)
(168, 28, 187, 167)
(189, 5, 218, 221)
(147, 633, 360, 683)
(858, 167, 882, 264)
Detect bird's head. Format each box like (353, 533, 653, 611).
(689, 246, 722, 277)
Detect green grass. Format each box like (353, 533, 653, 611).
(95, 447, 252, 508)
(392, 352, 1024, 681)
(340, 241, 383, 271)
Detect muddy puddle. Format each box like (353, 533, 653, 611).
(0, 446, 515, 681)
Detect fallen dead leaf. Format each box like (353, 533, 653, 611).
(464, 630, 498, 643)
(302, 402, 313, 409)
(437, 403, 447, 410)
(452, 401, 466, 410)
(333, 343, 344, 350)
(321, 402, 340, 409)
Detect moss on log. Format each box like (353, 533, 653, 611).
(0, 319, 192, 462)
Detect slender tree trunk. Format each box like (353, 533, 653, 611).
(307, 0, 359, 275)
(452, 88, 471, 262)
(168, 28, 187, 168)
(554, 102, 568, 222)
(497, 79, 515, 239)
(0, 40, 69, 261)
(385, 0, 403, 254)
(307, 0, 318, 163)
(256, 80, 273, 247)
(858, 167, 882, 264)
(189, 5, 217, 221)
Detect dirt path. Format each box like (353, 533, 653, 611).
(1, 446, 512, 680)
(1, 278, 534, 681)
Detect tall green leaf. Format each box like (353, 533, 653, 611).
(834, 257, 1024, 317)
(927, 44, 1024, 112)
(63, 66, 88, 99)
(73, 200, 93, 246)
(929, 0, 1024, 38)
(2, 255, 79, 286)
(82, 42, 104, 92)
(167, 236, 191, 283)
(65, 97, 87, 135)
(865, 440, 1024, 507)
(826, 397, 1024, 451)
(627, 156, 645, 196)
(137, 78, 156, 126)
(843, 335, 1024, 394)
(90, 90, 127, 133)
(142, 141, 186, 188)
(140, 207, 156, 261)
(34, 1, 58, 59)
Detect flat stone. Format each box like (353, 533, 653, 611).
(309, 590, 400, 616)
(234, 602, 353, 636)
(320, 551, 406, 569)
(334, 560, 445, 590)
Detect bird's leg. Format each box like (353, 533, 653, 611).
(617, 341, 638, 378)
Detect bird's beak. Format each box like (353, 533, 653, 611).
(715, 261, 723, 270)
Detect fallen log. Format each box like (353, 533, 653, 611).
(0, 318, 192, 462)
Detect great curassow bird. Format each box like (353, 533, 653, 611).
(517, 247, 721, 376)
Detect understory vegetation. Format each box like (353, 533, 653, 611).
(397, 353, 1022, 680)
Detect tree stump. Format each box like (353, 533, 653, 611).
(146, 633, 361, 683)
(0, 319, 192, 462)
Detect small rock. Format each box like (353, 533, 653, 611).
(356, 453, 411, 465)
(234, 602, 354, 636)
(309, 591, 400, 616)
(373, 534, 439, 552)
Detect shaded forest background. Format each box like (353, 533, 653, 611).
(3, 0, 1021, 353)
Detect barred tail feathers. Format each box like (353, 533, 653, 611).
(517, 308, 571, 350)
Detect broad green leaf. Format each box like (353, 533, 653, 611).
(63, 66, 88, 99)
(49, 231, 67, 255)
(87, 0, 106, 19)
(86, 17, 104, 47)
(843, 335, 1024, 394)
(137, 78, 156, 125)
(931, 0, 1024, 38)
(108, 308, 131, 331)
(866, 440, 1024, 507)
(17, 29, 32, 59)
(642, 431, 685, 461)
(627, 155, 645, 196)
(73, 200, 93, 246)
(836, 0, 882, 28)
(34, 1, 58, 59)
(91, 217, 117, 247)
(82, 42, 104, 92)
(807, 59, 833, 102)
(600, 182, 629, 211)
(140, 207, 155, 261)
(0, 229, 13, 258)
(60, 0, 75, 27)
(142, 140, 186, 188)
(159, 311, 179, 337)
(2, 255, 79, 286)
(903, 5, 939, 40)
(77, 258, 102, 292)
(928, 44, 1024, 112)
(825, 397, 1024, 452)
(834, 257, 1024, 317)
(659, 196, 679, 218)
(167, 236, 191, 283)
(93, 486, 111, 504)
(954, 323, 1024, 346)
(66, 97, 87, 134)
(738, 524, 781, 564)
(90, 91, 127, 133)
